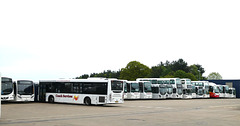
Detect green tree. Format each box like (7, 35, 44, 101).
(174, 70, 197, 81)
(170, 59, 189, 73)
(207, 72, 222, 80)
(76, 74, 89, 79)
(120, 61, 151, 81)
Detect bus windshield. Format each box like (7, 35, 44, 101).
(131, 83, 139, 92)
(111, 81, 123, 91)
(18, 84, 33, 95)
(2, 81, 13, 95)
(144, 82, 152, 92)
(186, 80, 191, 85)
(170, 80, 175, 84)
(160, 87, 167, 95)
(167, 86, 173, 94)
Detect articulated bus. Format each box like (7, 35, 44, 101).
(125, 81, 140, 99)
(39, 78, 124, 105)
(209, 82, 220, 98)
(181, 79, 192, 99)
(14, 80, 35, 102)
(139, 81, 152, 99)
(1, 77, 15, 101)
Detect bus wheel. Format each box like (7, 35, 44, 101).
(48, 96, 54, 103)
(84, 97, 91, 106)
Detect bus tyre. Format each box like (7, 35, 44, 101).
(84, 97, 91, 106)
(48, 96, 54, 103)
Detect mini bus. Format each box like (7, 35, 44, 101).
(39, 78, 124, 105)
(14, 80, 35, 102)
(181, 79, 192, 99)
(1, 77, 15, 101)
(209, 82, 220, 98)
(138, 81, 152, 99)
(125, 81, 140, 99)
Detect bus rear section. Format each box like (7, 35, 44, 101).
(14, 80, 35, 102)
(1, 77, 15, 101)
(108, 80, 124, 104)
(39, 78, 124, 105)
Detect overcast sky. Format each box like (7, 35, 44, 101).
(1, 0, 240, 81)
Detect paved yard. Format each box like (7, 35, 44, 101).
(1, 99, 240, 126)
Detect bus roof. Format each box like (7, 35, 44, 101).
(39, 78, 118, 83)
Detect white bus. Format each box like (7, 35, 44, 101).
(181, 79, 192, 99)
(14, 80, 35, 102)
(137, 78, 182, 99)
(229, 88, 236, 98)
(136, 78, 167, 99)
(1, 77, 15, 101)
(191, 81, 204, 98)
(222, 85, 229, 98)
(167, 78, 183, 99)
(125, 81, 140, 99)
(39, 78, 124, 105)
(192, 81, 210, 98)
(138, 81, 152, 99)
(217, 85, 224, 98)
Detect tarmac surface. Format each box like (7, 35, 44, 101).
(1, 99, 240, 126)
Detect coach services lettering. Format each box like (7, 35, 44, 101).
(55, 94, 73, 98)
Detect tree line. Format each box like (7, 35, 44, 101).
(76, 59, 221, 81)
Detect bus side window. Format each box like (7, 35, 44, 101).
(173, 88, 176, 93)
(139, 82, 143, 93)
(127, 83, 130, 93)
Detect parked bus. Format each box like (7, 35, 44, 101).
(209, 82, 220, 98)
(191, 81, 204, 98)
(168, 78, 183, 98)
(136, 78, 167, 99)
(229, 88, 236, 98)
(14, 80, 35, 102)
(223, 85, 229, 98)
(181, 79, 192, 99)
(125, 81, 140, 99)
(217, 85, 224, 98)
(137, 78, 182, 99)
(138, 81, 152, 99)
(1, 77, 15, 101)
(39, 78, 124, 105)
(192, 81, 210, 98)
